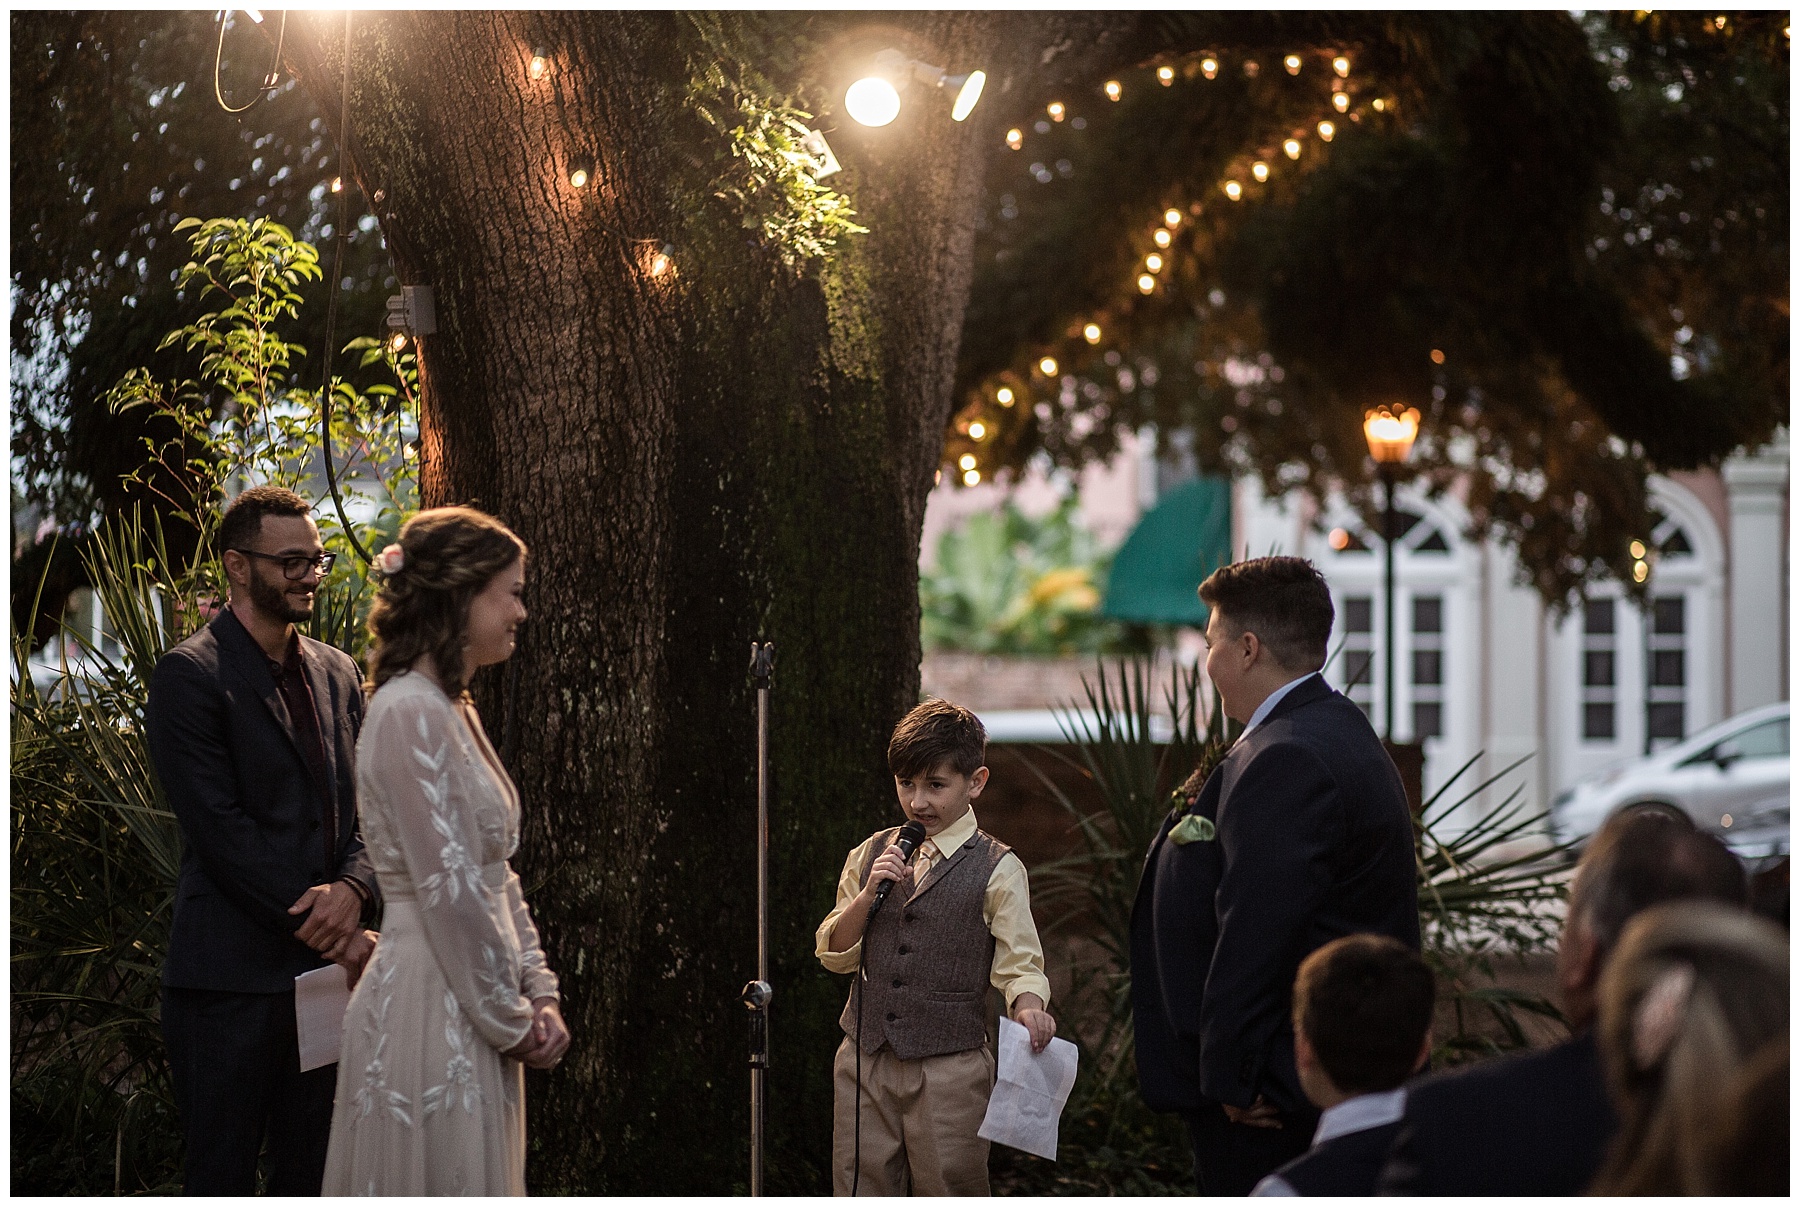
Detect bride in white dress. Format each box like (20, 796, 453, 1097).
(323, 506, 569, 1196)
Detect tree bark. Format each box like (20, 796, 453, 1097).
(289, 10, 1136, 1191)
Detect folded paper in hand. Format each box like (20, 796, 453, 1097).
(977, 1015, 1079, 1161)
(295, 964, 352, 1073)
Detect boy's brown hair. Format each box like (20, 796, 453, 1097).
(887, 698, 986, 779)
(1293, 933, 1434, 1096)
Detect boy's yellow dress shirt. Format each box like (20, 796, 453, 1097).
(814, 808, 1052, 1010)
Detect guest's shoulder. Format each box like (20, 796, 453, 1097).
(1407, 1035, 1592, 1109)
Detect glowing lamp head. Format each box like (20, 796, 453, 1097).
(1224, 180, 1243, 200)
(951, 71, 986, 121)
(845, 76, 902, 127)
(1251, 161, 1269, 182)
(996, 386, 1016, 406)
(1333, 55, 1351, 77)
(1153, 228, 1172, 248)
(1333, 91, 1350, 112)
(1157, 66, 1175, 85)
(1201, 58, 1219, 79)
(1362, 405, 1422, 464)
(1005, 128, 1024, 150)
(1284, 54, 1302, 75)
(1137, 274, 1156, 294)
(1038, 356, 1059, 377)
(1317, 120, 1336, 141)
(1083, 323, 1102, 344)
(1104, 80, 1122, 101)
(1284, 138, 1302, 159)
(528, 49, 550, 80)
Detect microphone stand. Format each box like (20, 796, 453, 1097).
(742, 642, 776, 1196)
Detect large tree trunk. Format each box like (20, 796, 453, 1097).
(291, 11, 1133, 1191)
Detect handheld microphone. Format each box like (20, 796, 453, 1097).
(868, 820, 928, 917)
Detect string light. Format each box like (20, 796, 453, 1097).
(1153, 227, 1172, 248)
(1284, 54, 1302, 75)
(568, 165, 591, 189)
(1629, 539, 1647, 559)
(1137, 274, 1155, 294)
(649, 243, 674, 276)
(528, 48, 550, 80)
(1632, 558, 1650, 582)
(1006, 128, 1023, 150)
(959, 453, 977, 471)
(386, 331, 408, 353)
(1713, 14, 1726, 29)
(1430, 348, 1446, 364)
(1251, 161, 1269, 182)
(1157, 66, 1175, 85)
(1333, 91, 1350, 112)
(996, 386, 1016, 407)
(1201, 58, 1219, 79)
(1317, 120, 1335, 141)
(1284, 138, 1302, 159)
(1039, 356, 1059, 376)
(1145, 253, 1164, 272)
(1372, 97, 1386, 111)
(330, 176, 343, 192)
(968, 421, 987, 440)
(1083, 322, 1102, 343)
(1224, 180, 1243, 200)
(1333, 55, 1351, 77)
(963, 469, 981, 486)
(1243, 60, 1260, 77)
(1047, 101, 1066, 121)
(1164, 208, 1182, 227)
(1105, 80, 1122, 101)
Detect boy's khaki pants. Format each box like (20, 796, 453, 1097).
(831, 1037, 995, 1195)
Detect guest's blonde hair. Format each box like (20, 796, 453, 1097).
(1589, 899, 1787, 1195)
(365, 506, 526, 698)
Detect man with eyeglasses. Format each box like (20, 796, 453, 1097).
(146, 485, 381, 1195)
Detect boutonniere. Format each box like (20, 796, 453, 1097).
(1169, 812, 1216, 845)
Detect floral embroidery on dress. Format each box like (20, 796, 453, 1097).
(410, 713, 484, 909)
(350, 953, 412, 1127)
(421, 989, 485, 1118)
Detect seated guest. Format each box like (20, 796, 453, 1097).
(1252, 935, 1434, 1196)
(1377, 808, 1748, 1196)
(1588, 900, 1788, 1195)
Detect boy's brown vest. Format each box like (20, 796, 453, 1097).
(839, 826, 1011, 1060)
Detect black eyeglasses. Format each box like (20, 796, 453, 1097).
(232, 549, 337, 580)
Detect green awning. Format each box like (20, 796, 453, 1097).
(1101, 475, 1233, 625)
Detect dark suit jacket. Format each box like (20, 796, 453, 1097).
(146, 607, 378, 993)
(1375, 1032, 1618, 1196)
(1268, 1119, 1403, 1196)
(1130, 674, 1419, 1117)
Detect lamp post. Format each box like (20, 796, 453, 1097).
(1362, 406, 1421, 740)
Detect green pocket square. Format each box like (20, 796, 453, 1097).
(1169, 813, 1216, 845)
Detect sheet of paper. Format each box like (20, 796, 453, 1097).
(295, 964, 352, 1073)
(978, 1015, 1080, 1161)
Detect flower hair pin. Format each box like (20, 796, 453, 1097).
(377, 543, 406, 576)
(1632, 962, 1695, 1070)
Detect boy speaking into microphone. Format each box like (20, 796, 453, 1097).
(816, 698, 1054, 1195)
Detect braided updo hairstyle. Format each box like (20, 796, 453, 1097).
(365, 506, 527, 698)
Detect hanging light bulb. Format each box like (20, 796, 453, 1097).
(969, 421, 987, 440)
(1146, 253, 1164, 272)
(1164, 207, 1182, 227)
(1224, 180, 1243, 200)
(1137, 273, 1156, 294)
(1157, 66, 1175, 85)
(959, 453, 977, 471)
(1005, 128, 1024, 150)
(1038, 356, 1059, 376)
(963, 468, 981, 487)
(1201, 57, 1219, 79)
(1333, 91, 1350, 112)
(1047, 101, 1065, 121)
(1317, 120, 1335, 141)
(844, 76, 902, 127)
(1104, 80, 1122, 101)
(1333, 55, 1351, 77)
(649, 243, 674, 276)
(1284, 138, 1302, 159)
(1083, 323, 1102, 344)
(528, 48, 550, 80)
(1153, 228, 1172, 248)
(996, 386, 1016, 407)
(1284, 54, 1302, 75)
(1251, 161, 1269, 182)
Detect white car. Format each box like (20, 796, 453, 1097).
(1549, 701, 1789, 862)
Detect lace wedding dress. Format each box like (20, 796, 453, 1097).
(322, 671, 559, 1196)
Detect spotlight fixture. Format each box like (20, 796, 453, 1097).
(845, 48, 986, 127)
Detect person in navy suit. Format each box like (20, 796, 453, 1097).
(146, 486, 381, 1195)
(1130, 556, 1419, 1196)
(1252, 934, 1434, 1196)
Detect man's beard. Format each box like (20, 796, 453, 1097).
(247, 564, 315, 623)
